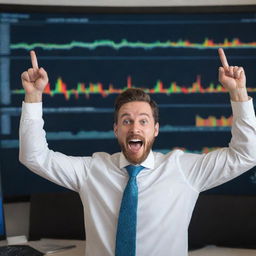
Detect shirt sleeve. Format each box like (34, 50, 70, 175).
(177, 98, 256, 192)
(19, 101, 90, 192)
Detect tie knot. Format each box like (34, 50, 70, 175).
(125, 165, 144, 177)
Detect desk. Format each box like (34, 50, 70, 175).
(28, 242, 256, 256)
(1, 239, 256, 255)
(189, 245, 256, 256)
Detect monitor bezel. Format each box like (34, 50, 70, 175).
(0, 4, 256, 15)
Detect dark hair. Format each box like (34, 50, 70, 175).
(114, 88, 159, 124)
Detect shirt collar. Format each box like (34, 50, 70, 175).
(119, 150, 154, 170)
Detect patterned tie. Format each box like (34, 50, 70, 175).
(115, 165, 145, 256)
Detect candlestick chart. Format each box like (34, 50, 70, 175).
(1, 10, 256, 195)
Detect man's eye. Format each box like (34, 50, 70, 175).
(123, 119, 131, 125)
(140, 119, 148, 125)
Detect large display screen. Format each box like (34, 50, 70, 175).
(1, 8, 256, 196)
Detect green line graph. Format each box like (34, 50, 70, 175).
(10, 38, 256, 51)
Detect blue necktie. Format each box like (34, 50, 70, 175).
(115, 165, 145, 256)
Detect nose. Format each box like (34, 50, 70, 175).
(129, 121, 141, 134)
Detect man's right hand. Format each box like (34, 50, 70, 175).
(21, 50, 49, 103)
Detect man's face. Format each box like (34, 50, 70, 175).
(114, 101, 159, 164)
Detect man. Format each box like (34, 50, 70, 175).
(19, 49, 256, 256)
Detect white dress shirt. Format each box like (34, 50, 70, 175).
(19, 99, 256, 256)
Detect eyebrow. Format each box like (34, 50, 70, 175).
(120, 113, 151, 119)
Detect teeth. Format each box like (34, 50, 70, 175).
(130, 139, 141, 142)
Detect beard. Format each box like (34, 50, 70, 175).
(118, 135, 155, 165)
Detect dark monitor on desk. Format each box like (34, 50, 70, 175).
(0, 168, 6, 240)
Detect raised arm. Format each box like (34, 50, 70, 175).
(21, 51, 48, 103)
(218, 48, 249, 102)
(177, 49, 256, 192)
(19, 51, 89, 192)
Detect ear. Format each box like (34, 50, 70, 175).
(113, 123, 118, 137)
(154, 122, 159, 137)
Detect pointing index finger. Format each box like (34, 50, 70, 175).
(218, 48, 229, 69)
(30, 50, 39, 69)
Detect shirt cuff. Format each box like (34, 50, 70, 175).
(21, 101, 43, 119)
(231, 97, 255, 118)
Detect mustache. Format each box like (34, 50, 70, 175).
(126, 135, 145, 143)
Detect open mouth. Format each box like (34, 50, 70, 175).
(128, 139, 143, 153)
